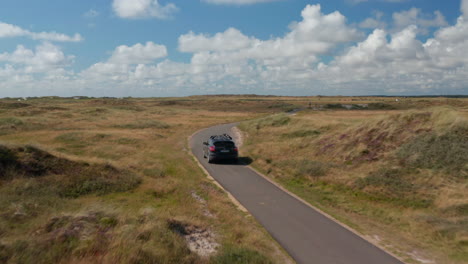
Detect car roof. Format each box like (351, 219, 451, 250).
(209, 134, 234, 143)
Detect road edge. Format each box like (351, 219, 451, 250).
(187, 126, 296, 264)
(187, 126, 249, 213)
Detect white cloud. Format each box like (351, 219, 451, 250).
(180, 4, 360, 59)
(0, 42, 74, 73)
(201, 0, 280, 5)
(108, 42, 168, 64)
(462, 0, 468, 18)
(80, 42, 168, 84)
(0, 22, 83, 42)
(359, 18, 387, 29)
(84, 9, 99, 18)
(2, 2, 468, 97)
(359, 8, 448, 34)
(393, 8, 448, 34)
(318, 11, 468, 94)
(359, 11, 387, 29)
(112, 0, 178, 19)
(423, 16, 468, 69)
(179, 28, 253, 52)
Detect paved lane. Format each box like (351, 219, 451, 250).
(190, 123, 403, 264)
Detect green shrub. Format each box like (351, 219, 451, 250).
(58, 165, 142, 198)
(5, 213, 117, 263)
(397, 125, 468, 178)
(324, 104, 344, 109)
(0, 145, 141, 197)
(442, 204, 468, 217)
(0, 117, 24, 127)
(114, 120, 170, 129)
(368, 103, 395, 110)
(296, 160, 328, 179)
(211, 247, 273, 264)
(353, 167, 433, 208)
(355, 168, 413, 194)
(254, 114, 290, 129)
(0, 243, 11, 263)
(0, 145, 17, 167)
(267, 102, 297, 112)
(0, 102, 30, 109)
(281, 129, 320, 139)
(55, 132, 83, 143)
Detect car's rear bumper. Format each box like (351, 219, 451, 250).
(209, 153, 238, 160)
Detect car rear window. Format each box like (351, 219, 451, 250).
(214, 141, 234, 148)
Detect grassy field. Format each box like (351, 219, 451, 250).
(238, 97, 468, 264)
(0, 96, 303, 264)
(1, 95, 466, 264)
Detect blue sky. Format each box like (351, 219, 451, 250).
(1, 0, 467, 97)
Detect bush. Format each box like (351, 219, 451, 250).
(0, 102, 30, 109)
(354, 167, 432, 208)
(397, 125, 468, 178)
(355, 168, 413, 193)
(114, 120, 170, 129)
(0, 145, 141, 197)
(281, 129, 320, 139)
(4, 212, 117, 263)
(296, 160, 328, 179)
(58, 164, 142, 198)
(0, 117, 24, 127)
(368, 103, 395, 110)
(0, 145, 18, 168)
(253, 114, 290, 129)
(55, 132, 83, 144)
(324, 104, 344, 109)
(211, 247, 273, 264)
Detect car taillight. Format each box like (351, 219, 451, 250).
(233, 147, 238, 152)
(209, 146, 215, 152)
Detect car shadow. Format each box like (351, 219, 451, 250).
(212, 156, 253, 166)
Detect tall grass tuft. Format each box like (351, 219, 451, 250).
(211, 246, 273, 264)
(397, 125, 468, 179)
(241, 113, 290, 131)
(295, 160, 329, 179)
(113, 120, 170, 129)
(0, 145, 141, 197)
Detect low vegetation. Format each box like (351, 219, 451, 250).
(239, 103, 468, 264)
(0, 96, 297, 264)
(1, 95, 466, 263)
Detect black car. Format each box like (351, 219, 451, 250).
(203, 134, 238, 163)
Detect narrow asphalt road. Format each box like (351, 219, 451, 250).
(190, 123, 404, 264)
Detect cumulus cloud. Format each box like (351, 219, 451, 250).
(359, 11, 387, 29)
(80, 42, 168, 83)
(83, 9, 99, 18)
(318, 8, 468, 94)
(179, 28, 253, 53)
(0, 42, 74, 73)
(201, 0, 280, 5)
(393, 8, 448, 34)
(462, 0, 468, 18)
(0, 22, 83, 42)
(180, 4, 360, 59)
(108, 42, 168, 64)
(3, 2, 468, 97)
(112, 0, 178, 19)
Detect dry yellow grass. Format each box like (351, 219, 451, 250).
(0, 97, 296, 264)
(1, 95, 467, 263)
(239, 100, 468, 264)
